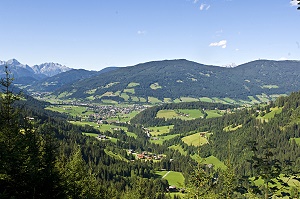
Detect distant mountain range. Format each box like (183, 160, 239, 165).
(0, 59, 72, 84)
(2, 58, 300, 104)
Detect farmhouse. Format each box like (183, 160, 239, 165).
(97, 134, 107, 140)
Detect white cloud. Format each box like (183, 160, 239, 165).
(290, 0, 298, 6)
(193, 0, 199, 3)
(209, 40, 227, 48)
(137, 30, 147, 35)
(200, 3, 210, 11)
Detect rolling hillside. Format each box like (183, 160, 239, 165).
(38, 59, 300, 103)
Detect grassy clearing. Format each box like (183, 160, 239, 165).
(156, 110, 177, 119)
(181, 132, 208, 146)
(139, 97, 147, 103)
(205, 110, 223, 118)
(46, 105, 94, 117)
(101, 99, 118, 104)
(257, 107, 283, 122)
(261, 85, 279, 89)
(178, 109, 204, 119)
(103, 82, 119, 88)
(123, 88, 135, 94)
(223, 124, 242, 132)
(150, 83, 162, 90)
(148, 125, 174, 136)
(85, 89, 97, 94)
(212, 98, 227, 104)
(180, 97, 199, 102)
(290, 138, 300, 146)
(120, 93, 130, 101)
(127, 82, 140, 88)
(223, 97, 236, 104)
(173, 98, 182, 103)
(200, 97, 213, 103)
(164, 98, 173, 103)
(131, 96, 139, 102)
(157, 109, 204, 120)
(151, 134, 180, 145)
(82, 132, 98, 137)
(148, 97, 162, 104)
(156, 171, 185, 187)
(203, 156, 226, 170)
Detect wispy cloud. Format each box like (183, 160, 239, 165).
(200, 3, 210, 11)
(209, 40, 227, 48)
(290, 0, 298, 6)
(193, 0, 199, 3)
(137, 30, 147, 35)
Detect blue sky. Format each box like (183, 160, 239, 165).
(0, 0, 299, 70)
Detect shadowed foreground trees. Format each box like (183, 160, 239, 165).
(0, 66, 63, 198)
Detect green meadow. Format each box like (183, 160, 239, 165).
(150, 134, 180, 145)
(148, 125, 174, 136)
(181, 132, 208, 146)
(156, 171, 185, 187)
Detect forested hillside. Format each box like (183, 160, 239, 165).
(2, 65, 300, 198)
(41, 59, 300, 103)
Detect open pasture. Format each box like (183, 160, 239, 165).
(205, 110, 224, 118)
(181, 132, 208, 146)
(148, 125, 174, 136)
(150, 134, 180, 145)
(156, 109, 204, 120)
(46, 105, 94, 117)
(156, 171, 185, 187)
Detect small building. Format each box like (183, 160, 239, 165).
(97, 134, 107, 140)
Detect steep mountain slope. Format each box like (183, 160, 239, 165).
(32, 62, 71, 77)
(0, 59, 73, 85)
(28, 66, 120, 92)
(50, 59, 300, 102)
(0, 59, 45, 84)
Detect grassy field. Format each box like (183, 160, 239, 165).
(45, 105, 94, 117)
(205, 110, 223, 118)
(156, 171, 185, 187)
(148, 125, 174, 136)
(82, 132, 98, 137)
(127, 82, 140, 87)
(257, 107, 283, 122)
(156, 110, 178, 119)
(203, 156, 226, 170)
(123, 88, 135, 94)
(180, 97, 199, 102)
(148, 97, 162, 104)
(200, 97, 213, 102)
(181, 132, 208, 146)
(150, 134, 180, 145)
(290, 137, 300, 146)
(150, 83, 162, 90)
(178, 109, 204, 119)
(156, 109, 204, 120)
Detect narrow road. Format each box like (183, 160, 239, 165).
(162, 171, 171, 178)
